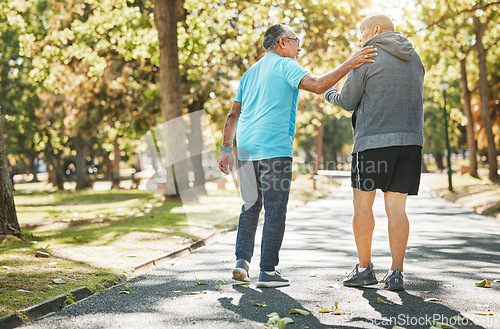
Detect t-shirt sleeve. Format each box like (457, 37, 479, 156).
(234, 83, 242, 102)
(234, 72, 245, 102)
(281, 58, 309, 89)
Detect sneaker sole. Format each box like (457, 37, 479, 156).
(255, 281, 290, 288)
(385, 284, 404, 291)
(232, 268, 250, 282)
(343, 279, 378, 287)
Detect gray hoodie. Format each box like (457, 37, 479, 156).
(325, 31, 425, 154)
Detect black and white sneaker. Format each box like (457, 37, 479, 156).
(343, 263, 378, 287)
(383, 268, 404, 291)
(232, 259, 251, 282)
(256, 270, 290, 288)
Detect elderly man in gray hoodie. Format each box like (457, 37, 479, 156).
(325, 15, 424, 291)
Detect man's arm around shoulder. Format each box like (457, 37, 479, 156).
(298, 46, 377, 94)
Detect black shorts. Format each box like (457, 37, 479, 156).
(351, 145, 422, 195)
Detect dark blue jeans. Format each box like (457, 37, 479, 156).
(235, 157, 292, 272)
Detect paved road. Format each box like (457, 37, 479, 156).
(24, 178, 500, 329)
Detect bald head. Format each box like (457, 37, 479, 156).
(359, 15, 394, 45)
(362, 15, 394, 32)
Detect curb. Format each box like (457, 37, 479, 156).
(0, 314, 24, 329)
(127, 228, 233, 279)
(0, 229, 233, 329)
(0, 287, 93, 329)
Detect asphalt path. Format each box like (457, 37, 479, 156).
(23, 177, 500, 329)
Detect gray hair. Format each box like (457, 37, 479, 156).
(263, 24, 290, 51)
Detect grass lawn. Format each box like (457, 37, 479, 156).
(1, 174, 335, 317)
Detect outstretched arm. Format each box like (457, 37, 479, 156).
(218, 101, 241, 174)
(298, 46, 377, 94)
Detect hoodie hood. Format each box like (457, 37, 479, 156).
(364, 31, 415, 62)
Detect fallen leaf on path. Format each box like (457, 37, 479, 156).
(334, 301, 339, 310)
(240, 284, 249, 288)
(265, 312, 294, 328)
(319, 307, 342, 314)
(377, 297, 394, 305)
(424, 298, 442, 303)
(432, 320, 459, 328)
(217, 280, 228, 285)
(326, 284, 341, 289)
(119, 284, 130, 294)
(52, 278, 65, 284)
(475, 279, 491, 287)
(473, 312, 493, 316)
(290, 309, 310, 316)
(195, 277, 207, 285)
(251, 300, 268, 307)
(61, 298, 74, 308)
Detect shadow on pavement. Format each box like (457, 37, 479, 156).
(218, 284, 361, 329)
(346, 288, 485, 329)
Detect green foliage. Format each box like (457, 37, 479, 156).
(0, 1, 43, 169)
(3, 0, 498, 179)
(403, 0, 500, 155)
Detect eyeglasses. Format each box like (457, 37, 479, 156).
(284, 36, 300, 46)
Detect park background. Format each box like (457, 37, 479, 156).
(0, 0, 499, 320)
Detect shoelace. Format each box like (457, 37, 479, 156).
(383, 271, 403, 283)
(346, 266, 359, 279)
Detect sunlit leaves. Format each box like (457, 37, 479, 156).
(290, 308, 310, 316)
(377, 297, 394, 305)
(475, 279, 491, 288)
(251, 300, 268, 307)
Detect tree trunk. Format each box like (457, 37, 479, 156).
(0, 112, 21, 237)
(103, 153, 112, 180)
(153, 0, 190, 198)
(459, 58, 478, 178)
(188, 111, 207, 195)
(473, 16, 498, 181)
(111, 137, 122, 189)
(45, 142, 65, 190)
(29, 155, 40, 182)
(75, 134, 92, 189)
(435, 152, 444, 171)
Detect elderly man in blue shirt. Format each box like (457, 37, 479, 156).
(218, 23, 377, 288)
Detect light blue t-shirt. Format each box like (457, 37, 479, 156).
(235, 53, 309, 161)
